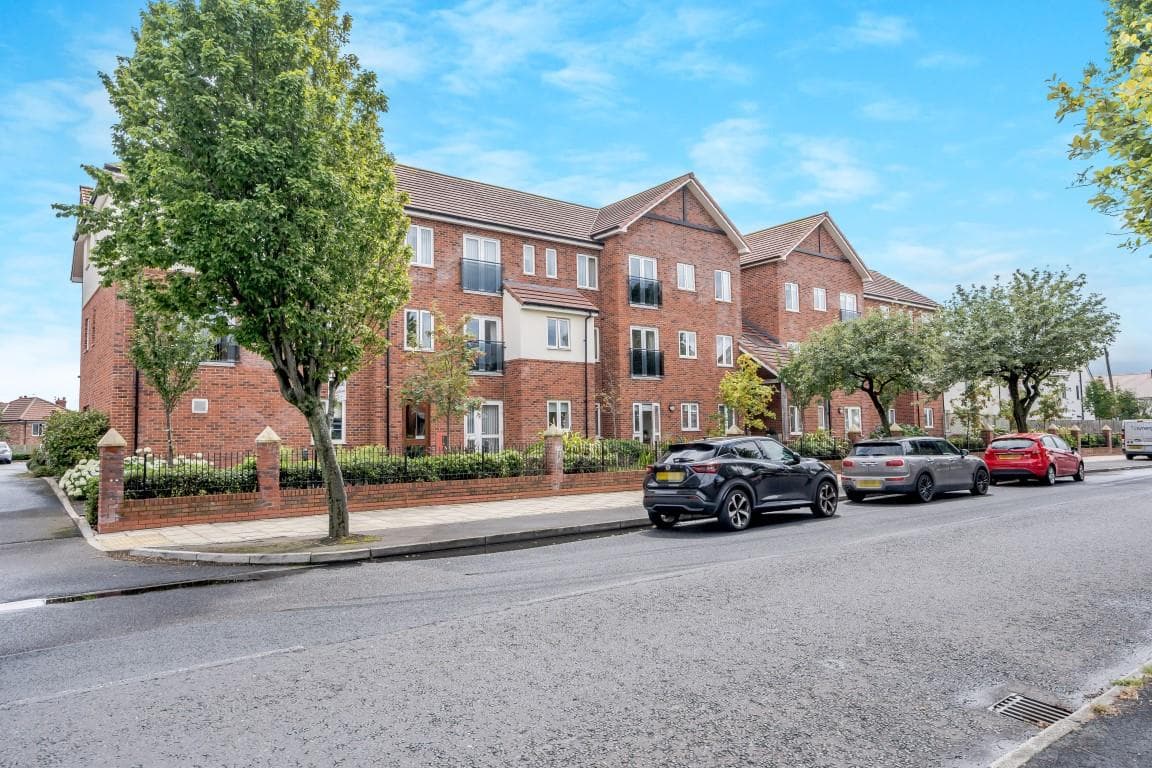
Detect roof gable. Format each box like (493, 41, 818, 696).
(743, 212, 871, 281)
(1, 396, 63, 422)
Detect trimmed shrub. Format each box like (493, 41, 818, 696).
(40, 410, 110, 475)
(60, 459, 100, 499)
(790, 431, 851, 460)
(84, 476, 99, 526)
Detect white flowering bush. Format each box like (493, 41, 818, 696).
(60, 459, 100, 499)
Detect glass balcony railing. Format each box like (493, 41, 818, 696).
(462, 258, 503, 294)
(468, 340, 505, 374)
(628, 276, 662, 307)
(839, 308, 861, 321)
(630, 348, 665, 377)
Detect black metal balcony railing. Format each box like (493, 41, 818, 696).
(628, 276, 662, 307)
(209, 336, 241, 363)
(630, 348, 665, 377)
(462, 258, 503, 294)
(468, 340, 505, 374)
(839, 308, 861, 321)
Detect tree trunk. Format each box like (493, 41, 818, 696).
(863, 385, 889, 435)
(1105, 348, 1115, 391)
(305, 404, 350, 540)
(165, 407, 175, 465)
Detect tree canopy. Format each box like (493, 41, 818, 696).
(934, 269, 1119, 432)
(400, 309, 482, 448)
(780, 309, 934, 434)
(718, 354, 776, 433)
(1050, 0, 1152, 253)
(56, 0, 411, 539)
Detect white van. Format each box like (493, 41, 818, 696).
(1122, 419, 1152, 459)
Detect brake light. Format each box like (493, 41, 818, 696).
(885, 458, 905, 467)
(690, 462, 720, 474)
(842, 459, 855, 468)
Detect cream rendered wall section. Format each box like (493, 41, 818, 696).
(81, 193, 114, 307)
(502, 292, 596, 363)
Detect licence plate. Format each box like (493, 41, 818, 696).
(655, 471, 685, 483)
(855, 479, 883, 489)
(997, 453, 1018, 460)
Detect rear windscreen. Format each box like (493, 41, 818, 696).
(989, 438, 1035, 450)
(850, 443, 904, 456)
(661, 444, 718, 463)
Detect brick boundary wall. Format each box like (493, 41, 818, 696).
(100, 470, 646, 533)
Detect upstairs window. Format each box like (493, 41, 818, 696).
(407, 225, 434, 267)
(404, 309, 434, 351)
(545, 248, 558, 278)
(714, 270, 732, 302)
(547, 317, 570, 349)
(577, 254, 598, 289)
(523, 244, 535, 275)
(785, 282, 799, 312)
(677, 263, 696, 291)
(813, 287, 827, 311)
(716, 334, 734, 367)
(678, 330, 697, 359)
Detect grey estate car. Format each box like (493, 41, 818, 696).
(841, 436, 990, 503)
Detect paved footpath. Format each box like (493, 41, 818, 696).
(1025, 687, 1152, 768)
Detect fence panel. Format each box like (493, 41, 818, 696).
(123, 451, 258, 500)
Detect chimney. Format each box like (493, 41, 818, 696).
(55, 397, 67, 409)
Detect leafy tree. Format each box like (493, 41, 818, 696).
(1035, 379, 1067, 426)
(125, 281, 216, 464)
(1116, 388, 1150, 418)
(400, 310, 482, 449)
(40, 410, 111, 474)
(0, 423, 9, 442)
(1050, 0, 1152, 253)
(718, 353, 776, 432)
(935, 269, 1119, 432)
(780, 309, 933, 434)
(1084, 378, 1117, 418)
(56, 0, 410, 539)
(949, 379, 995, 437)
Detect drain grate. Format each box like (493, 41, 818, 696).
(989, 694, 1074, 728)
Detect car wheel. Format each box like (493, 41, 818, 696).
(811, 479, 839, 517)
(1125, 454, 1133, 460)
(914, 473, 935, 503)
(1042, 464, 1057, 486)
(846, 490, 867, 503)
(648, 510, 680, 529)
(1073, 462, 1085, 482)
(970, 467, 990, 496)
(717, 487, 753, 531)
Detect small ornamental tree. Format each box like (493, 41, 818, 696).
(1050, 0, 1152, 253)
(125, 281, 216, 464)
(935, 269, 1119, 432)
(1084, 377, 1117, 419)
(55, 0, 411, 539)
(400, 310, 482, 449)
(1036, 379, 1068, 426)
(780, 309, 933, 435)
(718, 353, 776, 432)
(1116, 388, 1150, 418)
(949, 379, 995, 437)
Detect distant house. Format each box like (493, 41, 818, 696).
(1, 396, 68, 449)
(1105, 372, 1152, 411)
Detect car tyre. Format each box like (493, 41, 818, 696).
(1125, 453, 1133, 460)
(1042, 464, 1057, 486)
(811, 479, 839, 517)
(648, 510, 680, 529)
(717, 487, 753, 531)
(846, 490, 867, 503)
(970, 467, 990, 496)
(914, 473, 935, 503)
(1073, 462, 1085, 482)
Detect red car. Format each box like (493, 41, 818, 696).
(983, 433, 1085, 485)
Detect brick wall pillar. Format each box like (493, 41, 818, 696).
(97, 428, 127, 531)
(255, 426, 282, 514)
(847, 430, 861, 445)
(543, 426, 565, 491)
(1102, 425, 1113, 453)
(1070, 425, 1082, 452)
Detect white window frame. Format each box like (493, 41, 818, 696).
(545, 248, 558, 278)
(924, 407, 935, 428)
(404, 309, 435, 351)
(839, 292, 858, 312)
(547, 400, 572, 432)
(716, 334, 734, 367)
(844, 406, 862, 433)
(547, 317, 571, 350)
(631, 402, 662, 442)
(628, 254, 657, 279)
(887, 407, 897, 426)
(593, 326, 600, 362)
(407, 225, 434, 267)
(676, 263, 696, 291)
(813, 287, 827, 312)
(465, 401, 504, 452)
(681, 402, 701, 432)
(678, 330, 697, 359)
(31, 422, 45, 437)
(719, 404, 737, 432)
(879, 305, 891, 316)
(328, 382, 346, 444)
(817, 400, 828, 431)
(84, 316, 92, 351)
(785, 282, 800, 312)
(522, 244, 535, 275)
(714, 270, 732, 302)
(577, 253, 599, 289)
(789, 405, 802, 435)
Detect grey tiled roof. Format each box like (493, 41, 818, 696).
(742, 213, 826, 265)
(739, 325, 791, 375)
(864, 270, 939, 308)
(503, 280, 599, 313)
(591, 173, 694, 236)
(0, 396, 63, 423)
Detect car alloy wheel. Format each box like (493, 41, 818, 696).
(971, 468, 990, 496)
(648, 510, 680, 529)
(915, 473, 935, 503)
(811, 480, 838, 517)
(718, 487, 752, 531)
(1073, 462, 1085, 482)
(1043, 464, 1057, 486)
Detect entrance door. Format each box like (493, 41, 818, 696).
(404, 403, 429, 457)
(466, 402, 503, 452)
(632, 402, 661, 443)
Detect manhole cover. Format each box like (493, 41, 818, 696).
(989, 694, 1074, 728)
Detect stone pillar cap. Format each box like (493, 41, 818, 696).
(255, 426, 282, 444)
(97, 428, 127, 448)
(725, 425, 743, 436)
(542, 425, 566, 437)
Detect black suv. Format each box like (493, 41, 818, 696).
(643, 436, 839, 531)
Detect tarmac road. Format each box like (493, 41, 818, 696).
(2, 465, 1152, 767)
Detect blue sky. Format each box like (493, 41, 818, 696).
(1, 0, 1146, 407)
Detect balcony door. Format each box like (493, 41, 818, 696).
(632, 402, 661, 443)
(630, 326, 662, 377)
(628, 255, 661, 307)
(466, 316, 503, 373)
(463, 235, 502, 293)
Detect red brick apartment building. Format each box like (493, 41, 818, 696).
(71, 167, 942, 454)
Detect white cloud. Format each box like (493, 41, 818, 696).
(838, 12, 915, 47)
(351, 19, 431, 84)
(790, 138, 880, 205)
(689, 117, 773, 206)
(860, 98, 921, 122)
(916, 51, 980, 70)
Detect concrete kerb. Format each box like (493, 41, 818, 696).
(45, 477, 100, 544)
(989, 653, 1152, 768)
